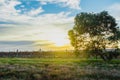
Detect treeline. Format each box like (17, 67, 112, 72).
(0, 50, 120, 59)
(0, 51, 75, 58)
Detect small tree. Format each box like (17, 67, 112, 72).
(68, 11, 120, 61)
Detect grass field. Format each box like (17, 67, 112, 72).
(0, 58, 120, 80)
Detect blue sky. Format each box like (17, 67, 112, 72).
(0, 0, 120, 51)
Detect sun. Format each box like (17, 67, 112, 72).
(47, 33, 70, 47)
(35, 32, 71, 51)
(52, 38, 68, 46)
(55, 42, 65, 46)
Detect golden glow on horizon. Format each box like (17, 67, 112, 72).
(50, 38, 69, 47)
(46, 33, 70, 47)
(33, 30, 72, 50)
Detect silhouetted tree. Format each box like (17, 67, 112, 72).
(68, 11, 120, 61)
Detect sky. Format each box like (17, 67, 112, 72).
(0, 0, 120, 51)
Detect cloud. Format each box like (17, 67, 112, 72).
(59, 0, 81, 10)
(107, 3, 120, 20)
(0, 41, 35, 51)
(0, 0, 74, 51)
(0, 0, 21, 15)
(107, 3, 120, 27)
(0, 41, 33, 46)
(39, 0, 81, 10)
(27, 7, 44, 16)
(35, 43, 54, 47)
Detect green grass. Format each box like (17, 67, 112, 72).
(0, 58, 119, 64)
(0, 58, 120, 80)
(0, 58, 80, 64)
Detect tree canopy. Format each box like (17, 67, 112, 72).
(68, 11, 120, 61)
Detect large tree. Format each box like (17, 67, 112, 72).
(68, 11, 120, 61)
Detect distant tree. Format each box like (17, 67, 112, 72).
(68, 11, 120, 61)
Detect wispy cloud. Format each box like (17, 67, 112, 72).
(0, 0, 77, 51)
(107, 3, 120, 26)
(39, 0, 81, 10)
(27, 7, 44, 16)
(0, 41, 35, 51)
(107, 3, 120, 20)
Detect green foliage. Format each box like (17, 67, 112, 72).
(68, 11, 120, 61)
